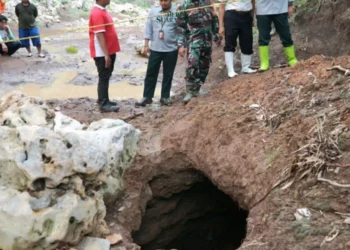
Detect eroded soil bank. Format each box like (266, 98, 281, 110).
(1, 2, 350, 248)
(46, 55, 350, 250)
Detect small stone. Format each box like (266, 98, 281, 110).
(344, 217, 350, 224)
(117, 214, 125, 223)
(77, 237, 110, 250)
(106, 233, 123, 245)
(125, 201, 132, 208)
(55, 106, 61, 111)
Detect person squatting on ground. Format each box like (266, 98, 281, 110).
(0, 15, 21, 56)
(218, 0, 256, 78)
(89, 0, 121, 112)
(256, 0, 297, 71)
(177, 0, 221, 104)
(15, 0, 45, 57)
(136, 0, 178, 107)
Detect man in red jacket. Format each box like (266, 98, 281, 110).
(89, 0, 120, 112)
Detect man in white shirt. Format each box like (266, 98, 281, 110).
(219, 0, 256, 78)
(256, 0, 297, 71)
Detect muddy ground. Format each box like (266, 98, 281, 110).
(1, 3, 350, 250)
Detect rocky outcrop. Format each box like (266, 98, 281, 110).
(3, 0, 149, 27)
(0, 92, 140, 250)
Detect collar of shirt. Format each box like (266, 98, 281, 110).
(21, 2, 31, 7)
(157, 5, 175, 13)
(94, 4, 106, 10)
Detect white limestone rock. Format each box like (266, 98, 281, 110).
(0, 92, 140, 249)
(0, 187, 107, 250)
(0, 91, 55, 128)
(78, 237, 110, 250)
(54, 112, 83, 132)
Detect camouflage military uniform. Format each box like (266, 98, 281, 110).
(177, 0, 220, 98)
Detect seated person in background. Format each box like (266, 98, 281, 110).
(0, 15, 21, 56)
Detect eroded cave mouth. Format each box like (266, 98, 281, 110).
(132, 169, 249, 250)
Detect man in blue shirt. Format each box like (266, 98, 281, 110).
(136, 0, 178, 107)
(256, 0, 297, 71)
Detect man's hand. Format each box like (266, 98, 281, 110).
(1, 44, 8, 54)
(105, 55, 111, 68)
(288, 5, 294, 17)
(143, 45, 150, 56)
(219, 25, 224, 38)
(178, 47, 186, 57)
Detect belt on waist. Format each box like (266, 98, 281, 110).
(226, 9, 251, 14)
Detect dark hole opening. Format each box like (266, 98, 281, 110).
(31, 178, 46, 191)
(69, 216, 76, 224)
(42, 154, 52, 164)
(132, 171, 249, 250)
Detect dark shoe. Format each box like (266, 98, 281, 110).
(97, 99, 117, 106)
(160, 98, 171, 106)
(108, 100, 117, 106)
(135, 98, 152, 107)
(99, 101, 120, 113)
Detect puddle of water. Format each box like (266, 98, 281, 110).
(13, 70, 161, 100)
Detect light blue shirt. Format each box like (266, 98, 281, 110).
(0, 26, 15, 43)
(144, 5, 178, 52)
(256, 0, 294, 15)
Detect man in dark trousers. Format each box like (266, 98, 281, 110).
(0, 15, 21, 56)
(89, 0, 121, 112)
(256, 0, 297, 71)
(15, 0, 45, 57)
(218, 0, 256, 78)
(136, 0, 178, 107)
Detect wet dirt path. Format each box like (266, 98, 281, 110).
(0, 22, 185, 100)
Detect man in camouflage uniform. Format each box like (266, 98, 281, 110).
(177, 0, 221, 104)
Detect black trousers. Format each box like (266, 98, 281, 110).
(224, 10, 253, 55)
(257, 13, 294, 47)
(143, 49, 178, 99)
(94, 53, 116, 102)
(0, 41, 21, 56)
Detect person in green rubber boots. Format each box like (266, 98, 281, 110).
(256, 0, 297, 71)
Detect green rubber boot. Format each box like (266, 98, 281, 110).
(183, 86, 194, 104)
(284, 45, 298, 67)
(258, 46, 269, 72)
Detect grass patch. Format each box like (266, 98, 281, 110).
(66, 46, 78, 54)
(112, 0, 151, 9)
(290, 220, 333, 240)
(64, 8, 90, 20)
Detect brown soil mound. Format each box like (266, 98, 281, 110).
(295, 0, 350, 58)
(48, 55, 350, 250)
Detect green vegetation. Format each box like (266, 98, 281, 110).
(66, 46, 78, 54)
(290, 220, 333, 240)
(65, 8, 90, 20)
(112, 0, 151, 9)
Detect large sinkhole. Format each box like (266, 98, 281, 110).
(132, 169, 249, 250)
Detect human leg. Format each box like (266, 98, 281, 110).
(256, 15, 272, 71)
(224, 11, 240, 77)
